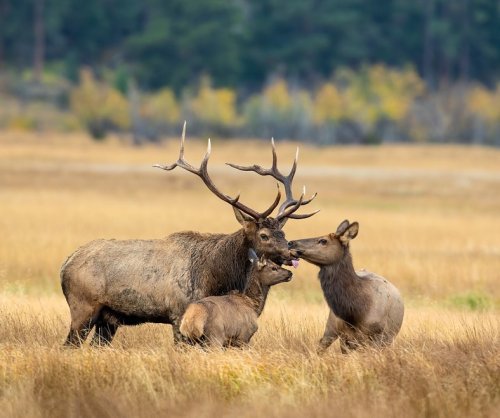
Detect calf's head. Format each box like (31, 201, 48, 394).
(288, 220, 359, 266)
(248, 250, 293, 286)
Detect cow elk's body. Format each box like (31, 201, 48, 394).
(180, 252, 292, 347)
(61, 124, 317, 347)
(289, 220, 404, 353)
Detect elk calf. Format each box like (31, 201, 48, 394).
(288, 220, 404, 353)
(180, 251, 292, 347)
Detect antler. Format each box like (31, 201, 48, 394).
(226, 138, 319, 222)
(153, 122, 281, 221)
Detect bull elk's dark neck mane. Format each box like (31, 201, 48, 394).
(199, 228, 252, 296)
(319, 247, 371, 327)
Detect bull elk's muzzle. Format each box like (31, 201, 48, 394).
(287, 241, 304, 257)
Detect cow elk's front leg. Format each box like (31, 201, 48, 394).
(318, 310, 341, 353)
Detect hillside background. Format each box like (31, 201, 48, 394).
(1, 0, 500, 144)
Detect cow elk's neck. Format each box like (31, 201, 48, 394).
(319, 247, 368, 327)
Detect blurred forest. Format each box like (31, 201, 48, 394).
(1, 0, 500, 144)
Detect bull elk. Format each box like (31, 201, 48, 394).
(288, 220, 404, 353)
(61, 123, 317, 347)
(179, 250, 292, 347)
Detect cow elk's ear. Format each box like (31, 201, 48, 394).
(339, 222, 359, 245)
(335, 219, 350, 236)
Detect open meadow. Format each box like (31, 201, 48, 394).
(1, 132, 499, 417)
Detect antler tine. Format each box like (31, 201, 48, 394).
(226, 139, 317, 221)
(259, 184, 282, 219)
(287, 209, 321, 219)
(153, 121, 189, 172)
(275, 187, 320, 221)
(155, 124, 281, 221)
(276, 186, 304, 220)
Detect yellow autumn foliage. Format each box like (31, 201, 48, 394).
(141, 88, 180, 124)
(361, 65, 424, 123)
(312, 66, 424, 127)
(262, 79, 293, 113)
(468, 84, 500, 122)
(70, 69, 130, 136)
(190, 77, 238, 126)
(312, 83, 345, 123)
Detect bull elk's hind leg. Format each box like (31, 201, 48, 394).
(339, 336, 363, 354)
(90, 317, 118, 347)
(63, 301, 101, 347)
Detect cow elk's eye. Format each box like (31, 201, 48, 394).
(260, 234, 269, 241)
(319, 239, 328, 245)
(271, 266, 278, 271)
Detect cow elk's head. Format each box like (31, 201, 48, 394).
(288, 220, 359, 266)
(154, 123, 319, 265)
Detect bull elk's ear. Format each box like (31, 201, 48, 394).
(339, 222, 359, 245)
(277, 217, 288, 229)
(248, 248, 258, 263)
(233, 207, 255, 225)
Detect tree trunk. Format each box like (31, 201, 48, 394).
(33, 0, 45, 83)
(459, 0, 470, 83)
(423, 0, 435, 89)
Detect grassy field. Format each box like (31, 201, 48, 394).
(1, 131, 499, 417)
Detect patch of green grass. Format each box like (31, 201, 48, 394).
(448, 292, 494, 311)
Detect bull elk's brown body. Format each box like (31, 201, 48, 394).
(289, 220, 404, 353)
(61, 125, 317, 347)
(179, 252, 292, 347)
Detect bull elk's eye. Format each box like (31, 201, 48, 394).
(319, 239, 328, 245)
(260, 233, 269, 241)
(271, 266, 278, 271)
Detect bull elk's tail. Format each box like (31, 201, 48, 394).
(180, 303, 208, 339)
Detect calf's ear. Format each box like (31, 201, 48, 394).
(248, 248, 258, 263)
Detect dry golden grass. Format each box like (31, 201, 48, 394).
(1, 295, 499, 418)
(1, 131, 499, 417)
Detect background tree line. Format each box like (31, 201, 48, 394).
(0, 0, 499, 144)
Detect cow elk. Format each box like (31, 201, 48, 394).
(61, 123, 317, 347)
(179, 250, 292, 347)
(288, 220, 404, 353)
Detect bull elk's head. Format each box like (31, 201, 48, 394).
(154, 122, 319, 265)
